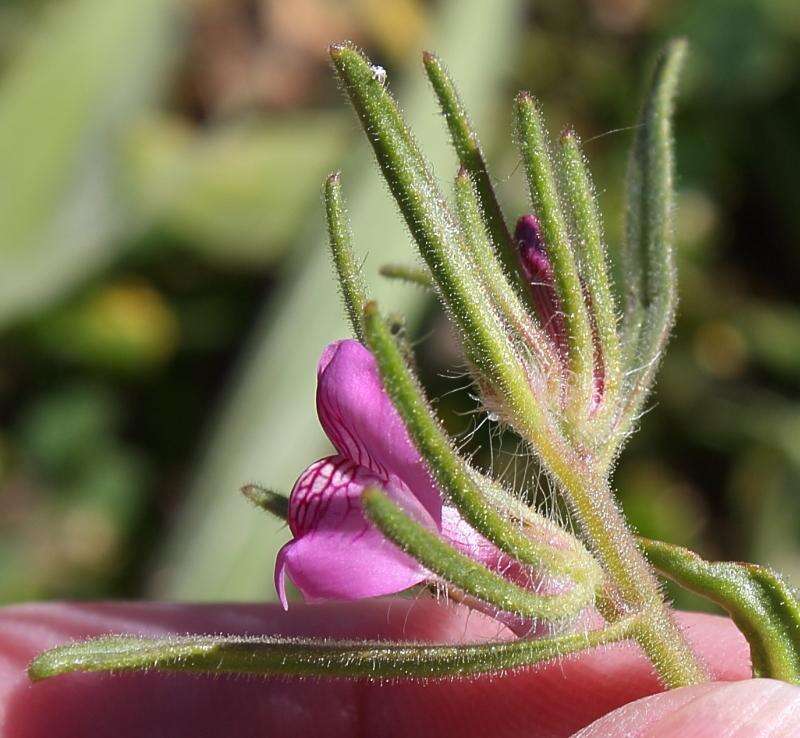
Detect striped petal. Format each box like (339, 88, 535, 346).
(276, 455, 432, 608)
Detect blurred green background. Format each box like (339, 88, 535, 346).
(1, 0, 800, 612)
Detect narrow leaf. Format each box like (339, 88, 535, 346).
(617, 40, 688, 437)
(240, 485, 289, 522)
(422, 51, 525, 296)
(514, 95, 595, 423)
(641, 537, 800, 683)
(559, 129, 621, 429)
(324, 172, 368, 340)
(29, 616, 638, 682)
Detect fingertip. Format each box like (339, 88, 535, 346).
(575, 679, 800, 737)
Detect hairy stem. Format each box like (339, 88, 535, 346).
(534, 455, 708, 687)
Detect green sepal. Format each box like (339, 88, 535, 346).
(513, 94, 595, 425)
(616, 40, 687, 445)
(422, 51, 525, 297)
(29, 615, 638, 682)
(324, 171, 368, 341)
(240, 484, 289, 522)
(641, 537, 800, 683)
(558, 129, 621, 432)
(363, 487, 592, 621)
(379, 263, 434, 289)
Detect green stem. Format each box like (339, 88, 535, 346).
(537, 460, 708, 688)
(641, 537, 800, 683)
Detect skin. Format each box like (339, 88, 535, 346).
(0, 599, 798, 737)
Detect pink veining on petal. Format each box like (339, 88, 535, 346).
(288, 456, 361, 537)
(315, 339, 442, 525)
(277, 455, 432, 608)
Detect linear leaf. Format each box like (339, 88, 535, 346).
(617, 40, 688, 439)
(422, 51, 524, 296)
(324, 172, 368, 340)
(30, 616, 637, 682)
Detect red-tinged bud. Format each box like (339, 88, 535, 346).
(515, 215, 567, 360)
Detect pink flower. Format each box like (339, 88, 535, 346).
(274, 340, 522, 609)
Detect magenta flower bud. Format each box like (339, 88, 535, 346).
(515, 215, 567, 358)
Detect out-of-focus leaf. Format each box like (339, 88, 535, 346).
(3, 383, 151, 602)
(738, 304, 800, 381)
(152, 0, 524, 600)
(18, 384, 119, 476)
(0, 0, 177, 328)
(29, 281, 179, 373)
(126, 115, 348, 265)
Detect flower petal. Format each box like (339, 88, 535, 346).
(316, 339, 442, 523)
(440, 506, 527, 582)
(276, 455, 431, 607)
